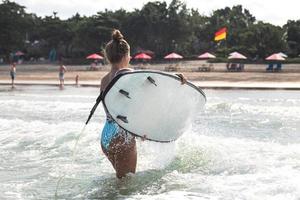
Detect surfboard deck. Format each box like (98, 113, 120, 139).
(102, 70, 206, 142)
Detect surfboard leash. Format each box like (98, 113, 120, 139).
(55, 92, 103, 199)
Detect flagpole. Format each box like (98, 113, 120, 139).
(224, 27, 228, 59)
(224, 38, 227, 59)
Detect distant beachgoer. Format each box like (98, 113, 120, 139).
(275, 63, 282, 72)
(59, 64, 67, 88)
(75, 74, 79, 87)
(10, 63, 16, 88)
(266, 63, 274, 72)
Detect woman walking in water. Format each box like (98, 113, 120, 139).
(58, 64, 67, 88)
(10, 62, 16, 88)
(100, 29, 186, 178)
(100, 30, 137, 179)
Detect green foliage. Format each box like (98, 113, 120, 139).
(244, 22, 287, 58)
(284, 20, 300, 57)
(0, 0, 35, 56)
(0, 0, 299, 62)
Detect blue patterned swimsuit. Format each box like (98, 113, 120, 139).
(101, 114, 134, 150)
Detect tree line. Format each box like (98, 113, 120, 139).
(0, 0, 299, 63)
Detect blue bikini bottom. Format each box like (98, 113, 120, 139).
(101, 120, 120, 150)
(101, 119, 135, 151)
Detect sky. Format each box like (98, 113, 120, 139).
(14, 0, 300, 26)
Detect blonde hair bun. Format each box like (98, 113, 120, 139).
(112, 29, 124, 42)
(105, 29, 130, 64)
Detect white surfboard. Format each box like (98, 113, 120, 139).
(102, 70, 206, 142)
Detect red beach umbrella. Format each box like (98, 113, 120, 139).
(164, 52, 183, 59)
(198, 52, 216, 59)
(134, 53, 152, 60)
(86, 53, 103, 60)
(136, 49, 155, 57)
(228, 52, 247, 60)
(266, 53, 285, 61)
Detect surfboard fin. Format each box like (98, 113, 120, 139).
(117, 115, 128, 123)
(147, 76, 157, 86)
(119, 89, 131, 99)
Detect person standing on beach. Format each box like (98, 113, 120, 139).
(75, 74, 79, 87)
(59, 64, 67, 88)
(10, 63, 16, 88)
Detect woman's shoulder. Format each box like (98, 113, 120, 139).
(101, 73, 111, 91)
(115, 68, 133, 76)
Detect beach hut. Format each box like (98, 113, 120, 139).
(265, 53, 285, 72)
(227, 52, 247, 72)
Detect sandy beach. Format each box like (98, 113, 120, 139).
(1, 61, 300, 89)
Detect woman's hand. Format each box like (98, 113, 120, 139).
(176, 73, 187, 85)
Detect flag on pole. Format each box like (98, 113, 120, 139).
(214, 27, 227, 41)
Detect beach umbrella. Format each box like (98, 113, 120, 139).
(136, 49, 155, 57)
(15, 51, 24, 56)
(164, 52, 183, 59)
(86, 53, 103, 60)
(266, 53, 285, 72)
(266, 53, 285, 61)
(228, 52, 247, 59)
(134, 53, 152, 60)
(198, 52, 216, 59)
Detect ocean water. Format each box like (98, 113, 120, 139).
(0, 86, 300, 200)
